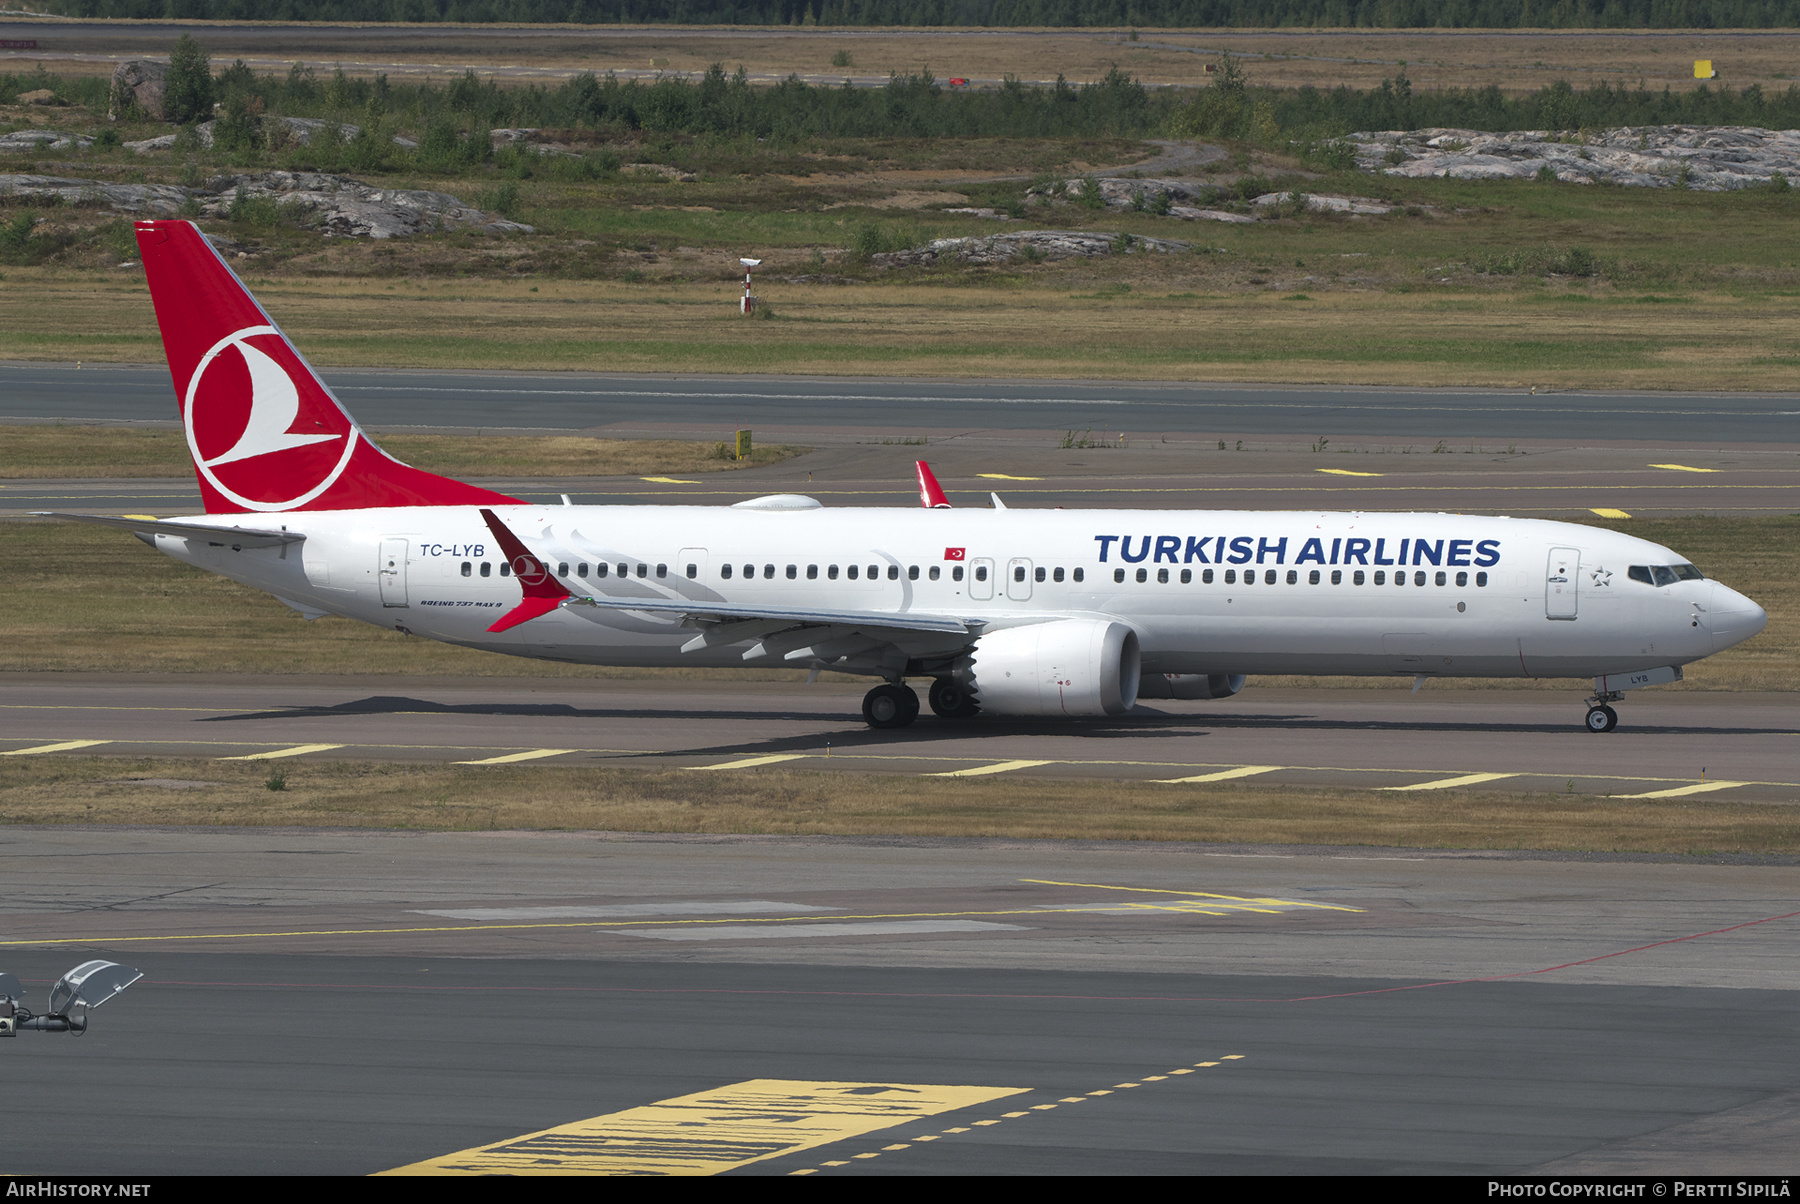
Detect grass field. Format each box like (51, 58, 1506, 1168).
(8, 271, 1800, 390)
(3, 756, 1794, 853)
(3, 515, 1792, 687)
(15, 22, 1800, 95)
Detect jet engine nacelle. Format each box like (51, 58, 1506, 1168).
(966, 619, 1141, 716)
(1136, 672, 1247, 701)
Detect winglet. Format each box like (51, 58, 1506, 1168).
(915, 461, 951, 509)
(478, 508, 573, 633)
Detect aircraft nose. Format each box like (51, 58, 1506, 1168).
(1707, 582, 1768, 653)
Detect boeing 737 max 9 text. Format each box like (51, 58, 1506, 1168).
(38, 221, 1768, 732)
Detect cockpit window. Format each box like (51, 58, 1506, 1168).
(1630, 564, 1705, 586)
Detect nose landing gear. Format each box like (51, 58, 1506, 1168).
(862, 682, 920, 729)
(1584, 689, 1623, 732)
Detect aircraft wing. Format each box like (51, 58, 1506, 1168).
(564, 593, 972, 637)
(32, 512, 305, 548)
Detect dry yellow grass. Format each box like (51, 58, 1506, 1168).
(0, 426, 799, 479)
(3, 757, 1794, 853)
(10, 271, 1800, 390)
(24, 24, 1800, 94)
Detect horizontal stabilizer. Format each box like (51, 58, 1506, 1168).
(33, 512, 304, 548)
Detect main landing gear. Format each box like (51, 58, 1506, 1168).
(1584, 689, 1623, 733)
(928, 678, 979, 720)
(862, 683, 920, 729)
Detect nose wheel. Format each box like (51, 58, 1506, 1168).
(1585, 704, 1619, 733)
(863, 683, 920, 729)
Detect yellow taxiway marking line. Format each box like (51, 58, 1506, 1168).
(1649, 463, 1719, 473)
(379, 1079, 1027, 1176)
(1383, 771, 1520, 792)
(1021, 878, 1363, 913)
(1612, 780, 1752, 799)
(926, 759, 1054, 778)
(0, 892, 1361, 948)
(1153, 764, 1282, 784)
(687, 753, 810, 771)
(218, 743, 346, 761)
(2, 739, 110, 756)
(453, 748, 578, 765)
(1590, 508, 1632, 518)
(639, 476, 700, 484)
(1315, 468, 1384, 477)
(977, 473, 1043, 481)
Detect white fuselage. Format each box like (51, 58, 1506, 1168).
(148, 503, 1767, 684)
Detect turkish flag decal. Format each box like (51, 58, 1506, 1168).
(944, 547, 966, 561)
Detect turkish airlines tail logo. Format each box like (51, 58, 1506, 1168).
(136, 221, 518, 515)
(205, 339, 341, 467)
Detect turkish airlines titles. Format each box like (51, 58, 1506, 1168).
(1093, 534, 1505, 569)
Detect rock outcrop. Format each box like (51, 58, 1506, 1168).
(1350, 125, 1800, 189)
(201, 171, 531, 238)
(108, 59, 168, 122)
(0, 171, 529, 238)
(0, 129, 94, 151)
(0, 173, 188, 212)
(871, 229, 1188, 267)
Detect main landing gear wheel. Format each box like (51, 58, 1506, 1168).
(928, 678, 980, 719)
(1585, 705, 1619, 733)
(863, 683, 920, 729)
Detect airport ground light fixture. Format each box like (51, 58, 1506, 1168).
(0, 960, 142, 1037)
(739, 257, 761, 314)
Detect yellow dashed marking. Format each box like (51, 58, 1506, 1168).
(1154, 764, 1282, 784)
(380, 1079, 1026, 1177)
(687, 753, 810, 771)
(1383, 771, 1519, 792)
(926, 759, 1054, 778)
(1315, 468, 1384, 477)
(1590, 508, 1632, 518)
(1023, 878, 1363, 913)
(639, 476, 700, 484)
(219, 743, 345, 761)
(1649, 464, 1718, 473)
(1612, 780, 1751, 799)
(454, 749, 577, 765)
(3, 739, 110, 756)
(977, 473, 1043, 481)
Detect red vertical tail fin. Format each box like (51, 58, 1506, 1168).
(135, 220, 517, 514)
(915, 460, 951, 509)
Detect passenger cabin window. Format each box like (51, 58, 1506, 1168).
(1114, 568, 1126, 584)
(461, 562, 471, 577)
(687, 563, 698, 579)
(481, 563, 491, 577)
(1156, 568, 1167, 584)
(1224, 569, 1236, 584)
(1072, 568, 1084, 582)
(908, 566, 919, 580)
(1310, 570, 1321, 585)
(1373, 570, 1386, 585)
(929, 566, 940, 581)
(499, 562, 511, 578)
(656, 564, 668, 579)
(1202, 569, 1213, 584)
(721, 564, 733, 579)
(1265, 570, 1277, 585)
(829, 565, 839, 580)
(558, 563, 570, 577)
(787, 565, 797, 580)
(847, 565, 859, 580)
(886, 565, 898, 580)
(1052, 567, 1064, 583)
(1287, 570, 1298, 585)
(1179, 569, 1191, 584)
(974, 566, 988, 582)
(1014, 566, 1026, 583)
(578, 564, 588, 579)
(1476, 572, 1488, 587)
(763, 564, 775, 579)
(869, 564, 880, 580)
(952, 566, 963, 582)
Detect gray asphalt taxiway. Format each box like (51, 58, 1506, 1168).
(3, 829, 1798, 1176)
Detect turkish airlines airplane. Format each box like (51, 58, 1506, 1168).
(44, 221, 1767, 733)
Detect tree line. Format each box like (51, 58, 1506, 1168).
(28, 0, 1800, 28)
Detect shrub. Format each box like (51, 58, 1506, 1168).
(165, 34, 214, 125)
